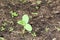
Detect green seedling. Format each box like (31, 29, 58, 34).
(17, 14, 32, 32)
(24, 24, 32, 32)
(0, 37, 5, 40)
(22, 14, 29, 24)
(10, 11, 18, 18)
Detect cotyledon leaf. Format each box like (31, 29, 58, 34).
(22, 14, 29, 24)
(17, 20, 26, 26)
(24, 24, 32, 32)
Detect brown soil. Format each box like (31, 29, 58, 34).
(0, 0, 60, 40)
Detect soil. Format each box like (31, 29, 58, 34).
(0, 0, 60, 40)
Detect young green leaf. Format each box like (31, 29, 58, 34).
(24, 24, 32, 32)
(22, 14, 29, 24)
(10, 11, 18, 17)
(17, 20, 26, 26)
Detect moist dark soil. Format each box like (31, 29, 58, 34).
(0, 0, 60, 40)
